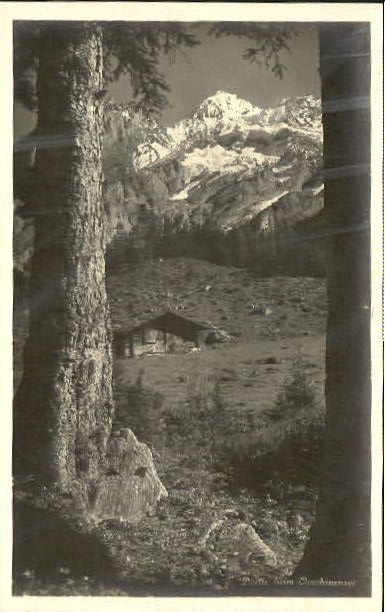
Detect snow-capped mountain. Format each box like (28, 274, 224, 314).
(117, 90, 323, 236)
(13, 91, 324, 278)
(135, 90, 321, 169)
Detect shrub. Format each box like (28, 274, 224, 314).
(215, 359, 325, 493)
(112, 373, 165, 446)
(162, 372, 225, 460)
(216, 411, 325, 492)
(265, 357, 316, 421)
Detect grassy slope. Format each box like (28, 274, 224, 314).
(107, 257, 326, 423)
(101, 258, 326, 594)
(14, 257, 327, 595)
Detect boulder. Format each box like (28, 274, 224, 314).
(205, 327, 232, 345)
(230, 523, 277, 566)
(90, 428, 167, 523)
(264, 356, 280, 365)
(199, 519, 277, 569)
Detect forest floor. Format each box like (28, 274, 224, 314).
(13, 257, 327, 595)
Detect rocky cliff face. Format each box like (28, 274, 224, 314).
(14, 91, 324, 273)
(103, 91, 323, 249)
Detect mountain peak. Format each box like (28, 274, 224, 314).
(213, 89, 236, 98)
(191, 90, 321, 127)
(101, 88, 323, 242)
(192, 90, 257, 121)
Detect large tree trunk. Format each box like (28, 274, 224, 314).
(13, 23, 167, 518)
(14, 23, 111, 489)
(295, 24, 371, 592)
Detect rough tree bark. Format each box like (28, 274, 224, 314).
(13, 23, 166, 516)
(295, 23, 371, 592)
(14, 23, 110, 488)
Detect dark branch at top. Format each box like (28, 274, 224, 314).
(14, 21, 200, 116)
(209, 23, 297, 79)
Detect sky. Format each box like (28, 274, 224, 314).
(14, 23, 320, 140)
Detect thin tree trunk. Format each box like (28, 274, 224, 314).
(294, 23, 371, 592)
(13, 23, 112, 489)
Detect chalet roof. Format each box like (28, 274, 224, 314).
(115, 310, 212, 340)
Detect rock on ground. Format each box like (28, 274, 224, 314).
(199, 519, 277, 570)
(90, 428, 167, 523)
(205, 327, 233, 345)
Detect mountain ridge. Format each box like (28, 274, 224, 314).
(106, 90, 323, 239)
(14, 90, 325, 276)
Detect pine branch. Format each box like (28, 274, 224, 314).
(209, 23, 297, 79)
(14, 22, 200, 114)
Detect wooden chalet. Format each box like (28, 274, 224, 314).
(114, 310, 213, 358)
